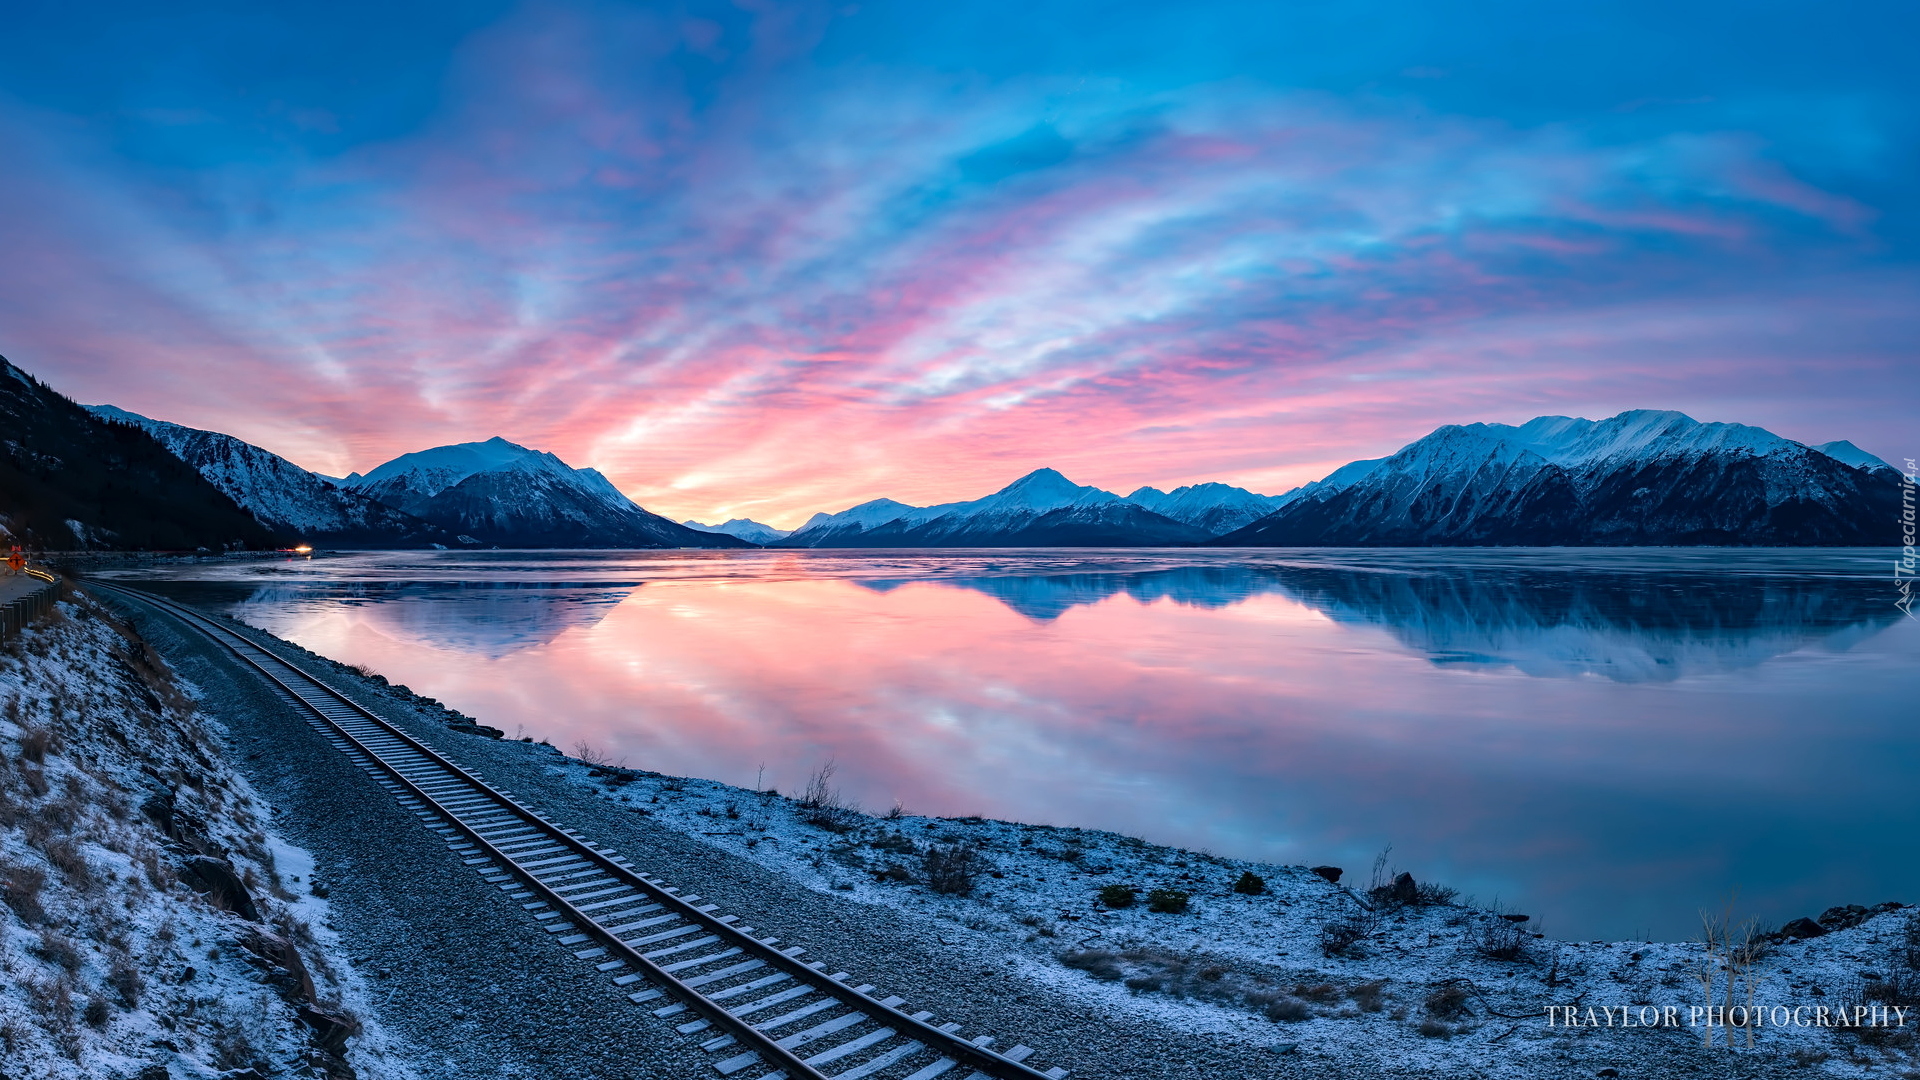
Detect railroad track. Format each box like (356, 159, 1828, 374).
(91, 581, 1072, 1080)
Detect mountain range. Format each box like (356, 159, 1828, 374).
(772, 469, 1212, 547)
(6, 341, 1898, 551)
(1212, 411, 1903, 546)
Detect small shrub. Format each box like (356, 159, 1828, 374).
(107, 958, 143, 1006)
(83, 998, 111, 1029)
(1099, 884, 1137, 909)
(1350, 980, 1387, 1012)
(923, 844, 984, 895)
(19, 727, 53, 764)
(1060, 950, 1125, 982)
(1294, 982, 1342, 1004)
(1415, 882, 1459, 906)
(1319, 920, 1367, 957)
(1232, 871, 1267, 895)
(33, 930, 82, 973)
(1147, 888, 1191, 914)
(1265, 997, 1310, 1022)
(1475, 917, 1530, 962)
(0, 863, 47, 924)
(1417, 1018, 1452, 1038)
(1424, 984, 1472, 1019)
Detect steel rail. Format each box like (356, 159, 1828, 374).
(90, 580, 1070, 1080)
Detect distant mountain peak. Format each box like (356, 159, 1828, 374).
(1813, 440, 1899, 476)
(682, 517, 790, 543)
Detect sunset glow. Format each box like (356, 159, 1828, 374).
(2, 2, 1912, 526)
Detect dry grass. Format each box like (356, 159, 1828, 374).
(0, 861, 48, 924)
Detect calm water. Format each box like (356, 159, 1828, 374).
(102, 548, 1920, 941)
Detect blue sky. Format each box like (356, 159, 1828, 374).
(0, 0, 1912, 521)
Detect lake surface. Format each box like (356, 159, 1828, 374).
(103, 548, 1920, 941)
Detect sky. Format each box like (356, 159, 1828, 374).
(1, 0, 1914, 528)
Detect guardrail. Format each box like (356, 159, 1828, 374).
(2, 567, 62, 639)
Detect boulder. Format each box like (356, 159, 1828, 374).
(1779, 916, 1826, 939)
(446, 722, 504, 739)
(1389, 872, 1419, 906)
(176, 855, 260, 922)
(1310, 866, 1343, 884)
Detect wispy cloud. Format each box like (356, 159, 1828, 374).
(0, 0, 1912, 525)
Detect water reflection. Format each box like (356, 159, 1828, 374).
(108, 550, 1920, 940)
(936, 565, 1900, 681)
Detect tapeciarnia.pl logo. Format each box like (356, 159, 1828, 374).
(1545, 1004, 1910, 1030)
(1897, 457, 1917, 619)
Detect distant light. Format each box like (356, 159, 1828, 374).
(292, 545, 313, 554)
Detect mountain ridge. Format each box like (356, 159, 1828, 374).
(85, 405, 451, 546)
(0, 357, 282, 551)
(1211, 410, 1903, 547)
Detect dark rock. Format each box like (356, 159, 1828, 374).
(1310, 866, 1342, 884)
(239, 928, 316, 1003)
(1389, 872, 1418, 906)
(1818, 905, 1871, 931)
(446, 722, 504, 739)
(139, 787, 176, 835)
(1779, 917, 1827, 939)
(175, 855, 260, 922)
(137, 1065, 171, 1080)
(298, 1005, 358, 1055)
(1500, 913, 1532, 923)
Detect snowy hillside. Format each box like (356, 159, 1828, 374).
(1215, 410, 1905, 546)
(0, 592, 412, 1079)
(86, 405, 446, 546)
(342, 437, 749, 549)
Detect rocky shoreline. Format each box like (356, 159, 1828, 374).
(33, 584, 1920, 1079)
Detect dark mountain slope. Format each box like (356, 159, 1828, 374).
(0, 356, 283, 551)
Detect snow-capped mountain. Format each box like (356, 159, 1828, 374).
(778, 499, 925, 546)
(341, 437, 748, 549)
(1812, 440, 1901, 480)
(1213, 410, 1904, 546)
(86, 404, 448, 546)
(775, 469, 1210, 547)
(681, 518, 790, 544)
(1124, 482, 1284, 536)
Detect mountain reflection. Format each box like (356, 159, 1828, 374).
(937, 565, 1899, 682)
(232, 581, 637, 658)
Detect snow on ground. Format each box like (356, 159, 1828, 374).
(525, 748, 1920, 1077)
(0, 594, 413, 1080)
